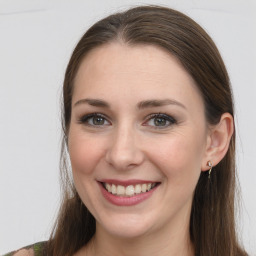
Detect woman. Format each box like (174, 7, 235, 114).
(8, 5, 248, 256)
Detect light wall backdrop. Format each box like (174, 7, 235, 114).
(0, 0, 255, 255)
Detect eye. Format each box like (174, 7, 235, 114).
(143, 113, 177, 128)
(78, 113, 111, 127)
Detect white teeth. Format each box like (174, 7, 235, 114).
(126, 185, 135, 196)
(112, 184, 117, 195)
(141, 184, 147, 193)
(135, 184, 142, 194)
(104, 182, 157, 197)
(117, 185, 125, 195)
(106, 183, 111, 193)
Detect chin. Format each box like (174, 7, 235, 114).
(97, 213, 155, 239)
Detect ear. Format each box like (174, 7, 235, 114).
(201, 113, 234, 171)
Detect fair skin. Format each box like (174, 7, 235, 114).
(67, 42, 234, 256)
(70, 44, 201, 256)
(11, 42, 232, 256)
(14, 43, 233, 256)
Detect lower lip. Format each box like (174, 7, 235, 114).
(99, 183, 158, 206)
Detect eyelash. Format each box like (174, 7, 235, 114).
(78, 113, 110, 127)
(78, 112, 177, 129)
(143, 113, 177, 129)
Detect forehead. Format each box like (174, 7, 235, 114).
(73, 42, 204, 110)
(75, 42, 190, 84)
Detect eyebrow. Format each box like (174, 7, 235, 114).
(74, 98, 110, 108)
(137, 99, 186, 110)
(73, 98, 186, 110)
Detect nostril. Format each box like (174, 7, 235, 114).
(105, 147, 145, 170)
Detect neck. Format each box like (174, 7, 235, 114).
(83, 218, 194, 256)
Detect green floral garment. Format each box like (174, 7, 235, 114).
(3, 241, 46, 256)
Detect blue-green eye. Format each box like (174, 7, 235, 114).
(145, 113, 176, 128)
(78, 113, 110, 126)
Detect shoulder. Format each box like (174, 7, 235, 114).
(11, 248, 34, 256)
(3, 242, 47, 256)
(3, 248, 34, 256)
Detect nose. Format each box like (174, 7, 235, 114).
(105, 125, 144, 171)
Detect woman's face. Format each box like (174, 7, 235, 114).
(68, 43, 210, 238)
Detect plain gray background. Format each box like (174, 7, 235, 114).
(0, 0, 255, 255)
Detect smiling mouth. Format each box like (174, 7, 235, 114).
(101, 182, 159, 197)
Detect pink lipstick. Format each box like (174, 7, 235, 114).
(98, 179, 160, 206)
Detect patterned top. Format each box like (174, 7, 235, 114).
(3, 242, 46, 256)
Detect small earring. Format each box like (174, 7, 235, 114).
(207, 161, 213, 179)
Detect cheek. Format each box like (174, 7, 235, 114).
(148, 130, 206, 179)
(148, 131, 206, 214)
(68, 132, 107, 209)
(68, 131, 106, 176)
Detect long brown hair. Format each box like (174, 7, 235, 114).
(47, 5, 247, 256)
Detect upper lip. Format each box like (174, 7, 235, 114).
(98, 179, 159, 186)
